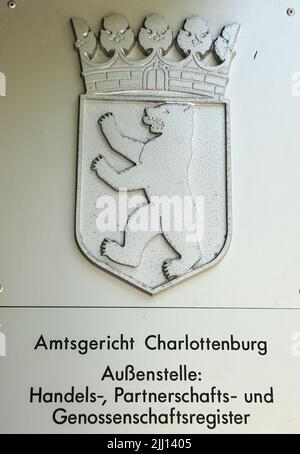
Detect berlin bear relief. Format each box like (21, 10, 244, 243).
(91, 103, 202, 280)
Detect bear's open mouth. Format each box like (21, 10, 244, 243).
(143, 115, 165, 129)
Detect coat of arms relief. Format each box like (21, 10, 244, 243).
(72, 14, 239, 294)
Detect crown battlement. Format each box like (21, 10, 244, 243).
(72, 14, 239, 100)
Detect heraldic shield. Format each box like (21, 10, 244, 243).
(72, 14, 239, 294)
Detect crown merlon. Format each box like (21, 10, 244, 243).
(72, 14, 239, 100)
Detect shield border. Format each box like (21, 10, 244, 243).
(75, 94, 232, 295)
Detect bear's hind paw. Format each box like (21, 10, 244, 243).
(162, 259, 179, 280)
(99, 112, 113, 123)
(100, 238, 112, 256)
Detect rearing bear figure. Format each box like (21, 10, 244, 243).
(91, 103, 202, 280)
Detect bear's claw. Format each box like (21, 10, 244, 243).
(99, 112, 113, 123)
(100, 238, 110, 256)
(162, 259, 178, 280)
(91, 154, 103, 170)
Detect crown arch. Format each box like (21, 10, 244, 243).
(142, 65, 168, 91)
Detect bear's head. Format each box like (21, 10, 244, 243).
(143, 103, 194, 139)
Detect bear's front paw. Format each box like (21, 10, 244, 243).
(99, 112, 114, 125)
(91, 154, 104, 172)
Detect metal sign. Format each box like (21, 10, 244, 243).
(72, 14, 239, 294)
